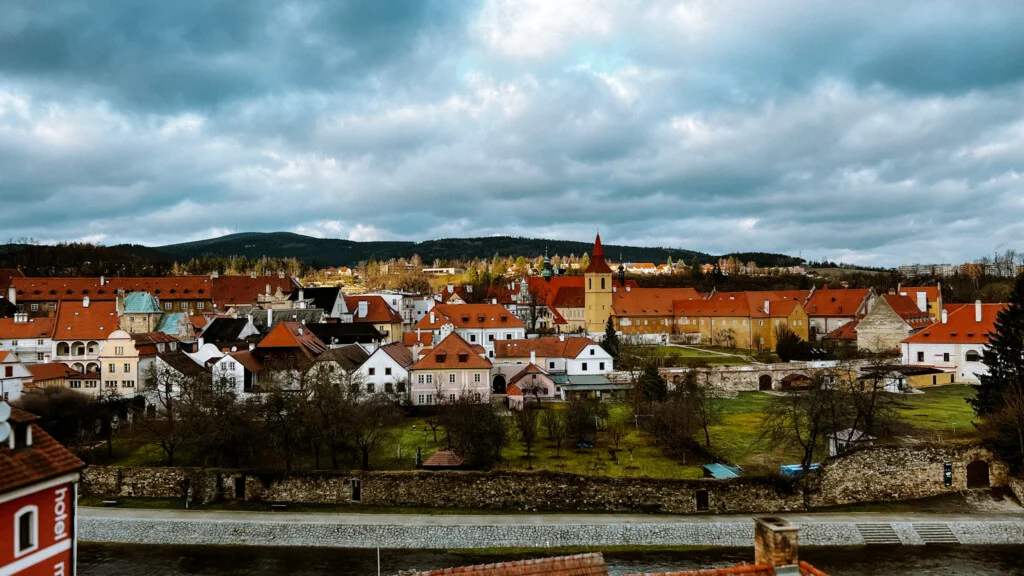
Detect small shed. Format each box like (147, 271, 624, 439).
(828, 428, 875, 457)
(422, 450, 465, 471)
(702, 463, 741, 479)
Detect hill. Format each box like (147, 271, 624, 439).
(148, 232, 802, 268)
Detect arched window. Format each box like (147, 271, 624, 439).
(57, 342, 70, 356)
(965, 350, 982, 362)
(600, 278, 606, 290)
(588, 278, 592, 290)
(15, 505, 39, 557)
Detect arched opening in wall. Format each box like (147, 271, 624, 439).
(492, 375, 507, 395)
(695, 489, 709, 512)
(965, 350, 982, 363)
(758, 375, 772, 391)
(234, 475, 246, 500)
(350, 479, 362, 502)
(72, 363, 84, 373)
(86, 362, 99, 374)
(967, 460, 990, 489)
(57, 342, 70, 356)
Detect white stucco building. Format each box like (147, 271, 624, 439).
(901, 301, 1005, 384)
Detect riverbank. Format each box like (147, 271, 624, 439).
(79, 507, 1024, 549)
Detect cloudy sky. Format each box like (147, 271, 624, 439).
(2, 1, 1023, 265)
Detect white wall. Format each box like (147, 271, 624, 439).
(355, 349, 408, 394)
(566, 344, 614, 375)
(902, 342, 989, 384)
(0, 337, 53, 365)
(410, 369, 490, 405)
(0, 352, 31, 402)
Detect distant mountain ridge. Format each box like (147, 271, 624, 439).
(141, 232, 803, 268)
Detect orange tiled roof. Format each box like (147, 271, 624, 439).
(257, 322, 328, 358)
(804, 287, 870, 318)
(898, 285, 940, 306)
(411, 332, 492, 370)
(902, 303, 1006, 345)
(380, 342, 415, 368)
(0, 268, 24, 290)
(584, 234, 613, 274)
(880, 294, 933, 327)
(403, 331, 433, 347)
(0, 407, 86, 493)
(415, 304, 525, 331)
(11, 276, 212, 301)
(345, 295, 403, 324)
(702, 292, 804, 318)
(823, 321, 858, 340)
(553, 286, 585, 308)
(211, 275, 297, 309)
(0, 316, 57, 339)
(494, 337, 595, 359)
(27, 362, 84, 382)
(422, 450, 465, 468)
(415, 553, 607, 576)
(54, 300, 118, 340)
(613, 288, 702, 317)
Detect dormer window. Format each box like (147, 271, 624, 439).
(458, 353, 468, 362)
(436, 353, 447, 363)
(462, 316, 469, 323)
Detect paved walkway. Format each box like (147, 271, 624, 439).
(79, 507, 1024, 548)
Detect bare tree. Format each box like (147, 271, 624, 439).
(347, 394, 403, 471)
(137, 364, 208, 466)
(513, 405, 541, 466)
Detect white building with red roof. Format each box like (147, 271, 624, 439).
(0, 312, 56, 365)
(0, 352, 31, 402)
(409, 332, 492, 405)
(413, 303, 525, 358)
(0, 403, 86, 576)
(901, 301, 1006, 384)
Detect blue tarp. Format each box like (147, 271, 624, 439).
(703, 463, 741, 479)
(779, 464, 820, 477)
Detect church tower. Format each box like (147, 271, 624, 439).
(584, 234, 614, 333)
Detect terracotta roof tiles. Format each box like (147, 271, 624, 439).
(415, 304, 525, 331)
(902, 303, 1006, 345)
(803, 288, 870, 318)
(0, 316, 57, 339)
(494, 337, 595, 360)
(54, 300, 118, 340)
(613, 288, 702, 317)
(345, 295, 403, 324)
(0, 406, 86, 493)
(411, 332, 492, 370)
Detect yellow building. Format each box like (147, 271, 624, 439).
(584, 234, 614, 334)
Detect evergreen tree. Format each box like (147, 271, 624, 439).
(690, 257, 701, 279)
(637, 364, 668, 403)
(602, 316, 620, 359)
(972, 274, 1024, 416)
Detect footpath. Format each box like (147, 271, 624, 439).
(79, 507, 1024, 549)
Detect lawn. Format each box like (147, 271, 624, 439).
(650, 346, 752, 367)
(898, 385, 980, 441)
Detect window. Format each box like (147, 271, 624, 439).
(943, 353, 950, 363)
(599, 362, 605, 371)
(600, 278, 606, 290)
(488, 334, 495, 342)
(105, 380, 117, 388)
(115, 346, 124, 355)
(470, 334, 477, 342)
(37, 339, 44, 346)
(123, 380, 135, 388)
(425, 374, 433, 384)
(589, 278, 592, 290)
(449, 373, 456, 383)
(505, 334, 512, 340)
(916, 351, 924, 362)
(385, 367, 392, 376)
(590, 348, 595, 355)
(966, 350, 982, 362)
(108, 363, 115, 373)
(549, 361, 556, 369)
(70, 380, 81, 388)
(15, 506, 38, 557)
(124, 363, 131, 373)
(48, 303, 56, 310)
(164, 302, 172, 310)
(418, 394, 425, 404)
(197, 302, 205, 310)
(368, 367, 376, 376)
(426, 394, 433, 404)
(474, 373, 481, 383)
(366, 383, 375, 393)
(449, 393, 456, 402)
(36, 353, 44, 361)
(582, 362, 588, 371)
(85, 380, 97, 388)
(180, 302, 188, 309)
(4, 366, 12, 377)
(30, 303, 39, 312)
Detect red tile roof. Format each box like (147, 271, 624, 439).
(494, 337, 596, 359)
(411, 332, 492, 370)
(229, 350, 263, 373)
(0, 316, 57, 339)
(0, 406, 86, 493)
(415, 553, 607, 576)
(898, 285, 940, 307)
(700, 292, 804, 319)
(380, 342, 415, 368)
(823, 321, 858, 340)
(211, 275, 298, 309)
(54, 300, 118, 340)
(613, 288, 702, 317)
(415, 304, 525, 331)
(553, 286, 585, 308)
(584, 234, 613, 274)
(345, 295, 403, 324)
(10, 276, 212, 301)
(880, 294, 934, 327)
(803, 287, 870, 318)
(257, 322, 328, 358)
(404, 331, 434, 347)
(0, 268, 24, 290)
(902, 303, 1007, 345)
(27, 362, 85, 382)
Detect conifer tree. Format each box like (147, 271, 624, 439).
(972, 273, 1024, 416)
(602, 316, 619, 359)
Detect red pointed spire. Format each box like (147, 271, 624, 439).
(585, 233, 612, 274)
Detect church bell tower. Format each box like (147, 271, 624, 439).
(584, 234, 613, 333)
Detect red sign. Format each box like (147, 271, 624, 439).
(0, 481, 76, 576)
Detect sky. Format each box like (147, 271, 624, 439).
(1, 1, 1023, 266)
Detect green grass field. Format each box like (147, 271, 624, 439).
(94, 386, 979, 480)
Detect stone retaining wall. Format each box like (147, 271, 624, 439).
(1009, 476, 1024, 504)
(81, 443, 1007, 513)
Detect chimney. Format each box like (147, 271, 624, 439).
(267, 308, 273, 327)
(941, 309, 948, 324)
(297, 327, 303, 336)
(6, 286, 14, 305)
(298, 289, 305, 302)
(625, 286, 631, 292)
(358, 300, 368, 318)
(763, 299, 770, 315)
(83, 296, 90, 308)
(99, 275, 104, 286)
(467, 285, 473, 294)
(754, 517, 800, 570)
(559, 334, 565, 342)
(530, 350, 536, 365)
(265, 284, 271, 296)
(914, 291, 927, 313)
(250, 271, 257, 279)
(492, 298, 498, 305)
(210, 270, 219, 279)
(447, 284, 454, 294)
(976, 300, 982, 323)
(430, 311, 436, 324)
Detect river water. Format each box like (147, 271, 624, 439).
(79, 544, 1024, 575)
